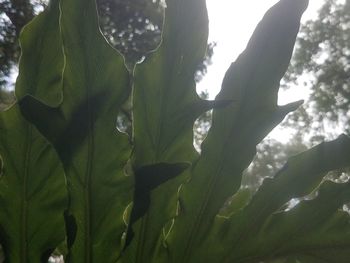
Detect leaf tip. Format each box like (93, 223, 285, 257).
(279, 99, 304, 114)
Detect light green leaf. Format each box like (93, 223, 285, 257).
(18, 0, 132, 261)
(0, 105, 67, 262)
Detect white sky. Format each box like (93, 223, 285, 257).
(199, 0, 325, 141)
(199, 0, 324, 99)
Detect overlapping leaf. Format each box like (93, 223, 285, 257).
(166, 1, 308, 262)
(133, 0, 211, 167)
(123, 0, 217, 260)
(18, 0, 132, 261)
(0, 104, 67, 262)
(15, 0, 63, 107)
(3, 0, 350, 262)
(257, 181, 350, 263)
(202, 135, 350, 262)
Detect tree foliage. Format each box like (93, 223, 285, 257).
(0, 0, 44, 87)
(284, 0, 350, 136)
(242, 136, 308, 189)
(0, 0, 214, 87)
(0, 0, 350, 262)
(0, 0, 162, 85)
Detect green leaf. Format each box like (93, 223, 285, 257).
(237, 134, 350, 225)
(15, 0, 63, 107)
(0, 104, 67, 262)
(124, 162, 190, 248)
(204, 135, 350, 262)
(257, 181, 350, 263)
(132, 0, 211, 167)
(5, 0, 350, 261)
(217, 187, 253, 218)
(123, 0, 215, 260)
(18, 0, 132, 261)
(166, 1, 308, 262)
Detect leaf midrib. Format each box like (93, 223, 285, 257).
(20, 124, 32, 262)
(84, 77, 95, 262)
(181, 33, 270, 261)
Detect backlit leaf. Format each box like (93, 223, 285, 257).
(0, 105, 67, 262)
(18, 0, 132, 261)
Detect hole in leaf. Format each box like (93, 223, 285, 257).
(116, 109, 132, 135)
(47, 243, 67, 263)
(283, 190, 319, 212)
(325, 169, 350, 183)
(343, 204, 350, 214)
(48, 254, 64, 263)
(193, 109, 212, 153)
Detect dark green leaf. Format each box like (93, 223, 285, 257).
(257, 181, 350, 263)
(167, 1, 308, 262)
(205, 135, 350, 262)
(15, 0, 63, 107)
(0, 105, 67, 262)
(124, 162, 190, 248)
